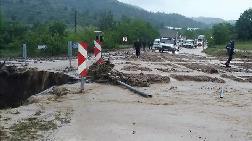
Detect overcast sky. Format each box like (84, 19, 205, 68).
(118, 0, 252, 20)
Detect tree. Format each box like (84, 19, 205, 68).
(0, 8, 4, 49)
(49, 22, 66, 36)
(212, 23, 234, 45)
(236, 8, 252, 40)
(98, 11, 115, 31)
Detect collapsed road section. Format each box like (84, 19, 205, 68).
(0, 62, 77, 109)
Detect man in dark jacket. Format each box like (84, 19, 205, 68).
(134, 39, 141, 58)
(225, 40, 235, 67)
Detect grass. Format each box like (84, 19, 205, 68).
(0, 49, 21, 58)
(9, 117, 58, 140)
(7, 110, 72, 140)
(204, 41, 252, 58)
(212, 41, 252, 50)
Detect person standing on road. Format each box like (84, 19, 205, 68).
(134, 39, 141, 58)
(225, 40, 235, 67)
(149, 41, 153, 50)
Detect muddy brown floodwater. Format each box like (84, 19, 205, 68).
(0, 47, 252, 141)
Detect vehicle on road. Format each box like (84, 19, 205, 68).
(183, 39, 196, 48)
(152, 37, 178, 53)
(197, 35, 205, 47)
(152, 39, 161, 50)
(159, 37, 178, 53)
(178, 39, 184, 47)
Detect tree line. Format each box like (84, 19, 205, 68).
(210, 8, 252, 46)
(179, 8, 252, 48)
(0, 10, 159, 57)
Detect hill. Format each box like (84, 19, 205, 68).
(193, 17, 226, 25)
(1, 0, 206, 28)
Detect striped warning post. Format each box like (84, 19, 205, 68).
(94, 40, 104, 64)
(78, 42, 88, 77)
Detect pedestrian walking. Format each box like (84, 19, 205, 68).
(148, 41, 153, 50)
(225, 40, 235, 67)
(134, 39, 141, 58)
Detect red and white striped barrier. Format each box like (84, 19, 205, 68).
(78, 42, 88, 77)
(94, 40, 104, 64)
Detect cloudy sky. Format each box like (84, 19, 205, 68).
(118, 0, 252, 20)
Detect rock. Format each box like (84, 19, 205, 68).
(50, 87, 69, 97)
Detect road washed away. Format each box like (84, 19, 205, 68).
(0, 47, 252, 141)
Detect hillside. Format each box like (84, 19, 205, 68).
(1, 0, 206, 28)
(193, 17, 226, 25)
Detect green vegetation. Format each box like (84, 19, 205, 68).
(0, 10, 159, 57)
(1, 0, 206, 28)
(204, 41, 252, 58)
(204, 8, 252, 58)
(236, 9, 252, 40)
(212, 23, 235, 45)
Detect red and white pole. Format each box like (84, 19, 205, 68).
(78, 42, 88, 91)
(94, 40, 104, 64)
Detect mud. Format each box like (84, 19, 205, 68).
(121, 65, 152, 72)
(126, 53, 164, 62)
(0, 64, 77, 109)
(88, 61, 115, 83)
(180, 63, 219, 74)
(156, 68, 192, 73)
(160, 54, 188, 62)
(220, 74, 247, 82)
(120, 73, 170, 87)
(171, 74, 225, 83)
(152, 62, 177, 67)
(88, 62, 169, 87)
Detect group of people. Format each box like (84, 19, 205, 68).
(133, 39, 153, 58)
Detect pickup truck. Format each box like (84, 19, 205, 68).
(152, 38, 178, 54)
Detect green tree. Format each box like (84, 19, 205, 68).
(236, 8, 252, 40)
(49, 21, 66, 36)
(0, 8, 4, 50)
(212, 23, 234, 45)
(98, 11, 115, 31)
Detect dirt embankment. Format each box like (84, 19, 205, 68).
(0, 63, 77, 109)
(180, 63, 219, 74)
(88, 61, 170, 87)
(171, 74, 225, 83)
(221, 74, 252, 83)
(121, 65, 152, 72)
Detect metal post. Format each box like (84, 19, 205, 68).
(220, 86, 224, 98)
(22, 44, 27, 65)
(80, 77, 86, 91)
(117, 80, 152, 98)
(68, 41, 73, 67)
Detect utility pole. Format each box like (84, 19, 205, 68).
(74, 10, 77, 33)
